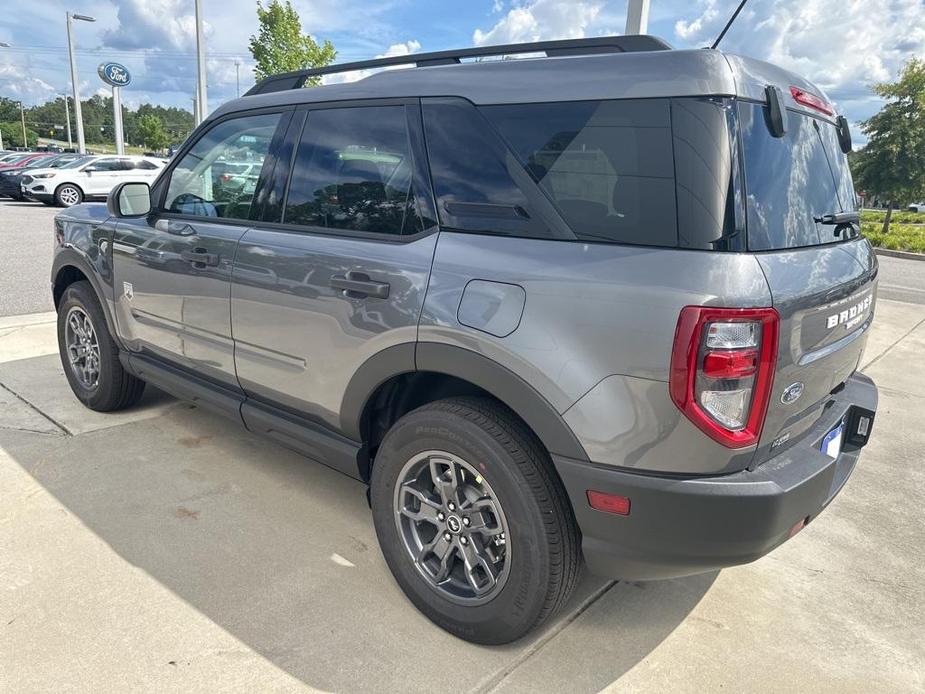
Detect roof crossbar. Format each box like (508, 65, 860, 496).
(244, 34, 672, 96)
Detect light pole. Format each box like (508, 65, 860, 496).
(0, 44, 11, 148)
(66, 12, 96, 154)
(61, 94, 73, 148)
(194, 0, 208, 124)
(625, 0, 650, 34)
(235, 60, 241, 98)
(19, 100, 27, 148)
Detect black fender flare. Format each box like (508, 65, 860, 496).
(51, 248, 122, 346)
(340, 341, 589, 462)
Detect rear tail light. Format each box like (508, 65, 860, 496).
(790, 86, 834, 116)
(670, 306, 779, 448)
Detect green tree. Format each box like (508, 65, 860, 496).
(0, 121, 38, 148)
(248, 0, 336, 84)
(137, 114, 169, 151)
(852, 58, 925, 234)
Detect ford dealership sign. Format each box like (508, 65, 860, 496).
(97, 62, 132, 87)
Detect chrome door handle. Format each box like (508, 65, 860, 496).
(155, 219, 196, 236)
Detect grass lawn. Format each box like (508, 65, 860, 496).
(860, 209, 925, 253)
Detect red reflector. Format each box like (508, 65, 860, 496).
(702, 349, 758, 379)
(587, 490, 631, 516)
(790, 86, 834, 115)
(788, 517, 808, 538)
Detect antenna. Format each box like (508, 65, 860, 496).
(710, 0, 749, 49)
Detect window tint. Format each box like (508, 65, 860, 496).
(483, 99, 677, 246)
(165, 112, 282, 220)
(671, 98, 745, 250)
(134, 159, 160, 170)
(740, 102, 855, 250)
(90, 159, 124, 172)
(284, 106, 418, 235)
(423, 98, 553, 239)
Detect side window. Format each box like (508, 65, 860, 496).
(164, 112, 282, 220)
(91, 158, 123, 172)
(423, 98, 552, 238)
(482, 98, 677, 246)
(137, 160, 160, 170)
(284, 105, 417, 235)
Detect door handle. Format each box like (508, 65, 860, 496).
(330, 271, 390, 299)
(155, 219, 196, 236)
(181, 249, 220, 267)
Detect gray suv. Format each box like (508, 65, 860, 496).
(51, 36, 878, 644)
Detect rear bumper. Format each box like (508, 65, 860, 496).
(554, 372, 878, 581)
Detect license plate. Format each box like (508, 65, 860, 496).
(821, 420, 845, 459)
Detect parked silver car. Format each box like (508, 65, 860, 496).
(50, 35, 877, 644)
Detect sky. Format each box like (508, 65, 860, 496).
(1, 0, 924, 137)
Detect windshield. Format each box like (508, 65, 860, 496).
(740, 102, 858, 250)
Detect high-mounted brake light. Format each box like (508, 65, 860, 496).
(669, 306, 780, 448)
(790, 86, 834, 116)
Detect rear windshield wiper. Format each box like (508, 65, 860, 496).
(814, 211, 860, 237)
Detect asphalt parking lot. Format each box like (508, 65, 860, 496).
(1, 200, 924, 693)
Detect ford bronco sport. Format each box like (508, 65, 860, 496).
(52, 36, 878, 644)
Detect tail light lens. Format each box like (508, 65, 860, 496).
(670, 306, 779, 448)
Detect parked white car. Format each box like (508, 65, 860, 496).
(909, 202, 925, 213)
(21, 155, 165, 207)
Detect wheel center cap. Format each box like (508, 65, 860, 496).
(446, 515, 462, 533)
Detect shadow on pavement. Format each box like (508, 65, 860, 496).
(1, 354, 715, 693)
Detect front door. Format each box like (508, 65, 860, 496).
(230, 102, 438, 431)
(81, 157, 126, 195)
(111, 110, 289, 389)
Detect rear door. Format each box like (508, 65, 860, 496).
(111, 109, 290, 390)
(738, 100, 878, 463)
(230, 100, 437, 432)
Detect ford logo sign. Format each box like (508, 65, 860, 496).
(781, 382, 804, 405)
(98, 62, 132, 88)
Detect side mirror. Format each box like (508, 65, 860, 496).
(83, 165, 97, 174)
(109, 181, 152, 218)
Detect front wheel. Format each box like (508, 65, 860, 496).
(57, 281, 145, 411)
(370, 397, 580, 644)
(55, 183, 83, 207)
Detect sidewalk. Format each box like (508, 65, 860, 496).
(1, 303, 923, 694)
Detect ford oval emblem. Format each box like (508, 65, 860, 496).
(97, 62, 132, 88)
(781, 382, 804, 405)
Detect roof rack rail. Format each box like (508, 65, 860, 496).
(244, 34, 672, 96)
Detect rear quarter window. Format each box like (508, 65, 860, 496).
(482, 99, 678, 247)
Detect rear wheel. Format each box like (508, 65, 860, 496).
(55, 183, 83, 207)
(370, 397, 580, 644)
(57, 281, 145, 411)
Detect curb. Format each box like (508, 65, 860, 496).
(874, 248, 925, 262)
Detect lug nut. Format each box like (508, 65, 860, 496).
(443, 532, 452, 542)
(460, 536, 468, 545)
(462, 517, 470, 527)
(448, 502, 456, 511)
(437, 512, 445, 521)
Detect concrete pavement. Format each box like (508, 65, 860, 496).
(1, 300, 924, 693)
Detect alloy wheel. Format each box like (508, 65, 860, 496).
(64, 306, 101, 389)
(394, 450, 511, 605)
(58, 186, 80, 206)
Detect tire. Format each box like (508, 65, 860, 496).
(54, 183, 83, 207)
(370, 396, 580, 644)
(57, 281, 145, 411)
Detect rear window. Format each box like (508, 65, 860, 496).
(740, 102, 858, 251)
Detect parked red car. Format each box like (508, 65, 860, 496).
(0, 152, 54, 171)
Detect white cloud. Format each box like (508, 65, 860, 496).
(0, 64, 56, 106)
(671, 0, 925, 109)
(321, 40, 421, 85)
(473, 0, 603, 46)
